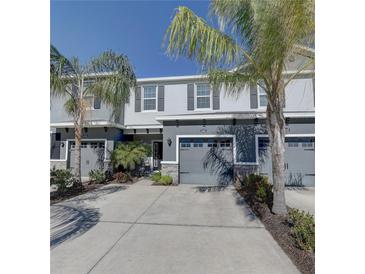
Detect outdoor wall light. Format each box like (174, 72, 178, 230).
(84, 127, 88, 133)
(104, 127, 108, 132)
(167, 138, 172, 147)
(61, 142, 65, 148)
(65, 128, 69, 133)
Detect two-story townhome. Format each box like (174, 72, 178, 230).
(50, 52, 314, 187)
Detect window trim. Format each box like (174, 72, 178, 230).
(194, 83, 212, 111)
(142, 85, 158, 112)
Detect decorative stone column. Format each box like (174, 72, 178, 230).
(161, 163, 179, 185)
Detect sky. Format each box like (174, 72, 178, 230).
(51, 0, 213, 78)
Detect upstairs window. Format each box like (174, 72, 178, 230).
(143, 86, 157, 111)
(258, 85, 268, 108)
(196, 84, 211, 109)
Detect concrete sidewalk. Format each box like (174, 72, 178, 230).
(51, 182, 299, 274)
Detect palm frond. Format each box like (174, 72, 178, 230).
(210, 0, 255, 48)
(164, 6, 245, 68)
(208, 63, 260, 96)
(50, 44, 76, 97)
(89, 50, 136, 117)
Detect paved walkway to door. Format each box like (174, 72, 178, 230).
(51, 180, 299, 274)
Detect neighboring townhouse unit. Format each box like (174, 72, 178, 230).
(51, 53, 315, 187)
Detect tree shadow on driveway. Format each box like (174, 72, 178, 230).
(50, 205, 100, 249)
(50, 184, 127, 249)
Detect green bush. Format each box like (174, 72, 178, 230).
(111, 141, 151, 174)
(151, 172, 173, 186)
(153, 174, 173, 185)
(289, 209, 315, 252)
(88, 169, 106, 184)
(242, 174, 272, 204)
(50, 168, 76, 193)
(150, 171, 161, 182)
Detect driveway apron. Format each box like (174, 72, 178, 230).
(51, 182, 299, 274)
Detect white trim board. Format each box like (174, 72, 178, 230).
(50, 121, 124, 129)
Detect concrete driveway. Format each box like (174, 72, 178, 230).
(285, 187, 315, 215)
(51, 181, 299, 274)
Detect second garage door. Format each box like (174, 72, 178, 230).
(67, 141, 105, 177)
(258, 136, 315, 187)
(179, 138, 234, 186)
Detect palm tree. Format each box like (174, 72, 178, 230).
(50, 45, 136, 182)
(164, 0, 314, 215)
(111, 141, 151, 173)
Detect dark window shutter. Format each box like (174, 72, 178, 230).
(50, 133, 61, 159)
(93, 96, 101, 109)
(283, 89, 286, 108)
(212, 86, 220, 110)
(135, 86, 141, 112)
(187, 84, 194, 110)
(158, 85, 165, 111)
(250, 83, 258, 109)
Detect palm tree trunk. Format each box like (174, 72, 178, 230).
(74, 110, 82, 182)
(266, 86, 287, 215)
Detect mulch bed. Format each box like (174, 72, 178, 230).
(237, 188, 315, 274)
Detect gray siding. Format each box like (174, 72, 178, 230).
(124, 76, 314, 127)
(53, 127, 123, 161)
(162, 118, 315, 164)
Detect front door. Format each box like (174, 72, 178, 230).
(153, 141, 163, 170)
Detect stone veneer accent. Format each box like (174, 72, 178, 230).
(50, 160, 67, 170)
(161, 163, 179, 185)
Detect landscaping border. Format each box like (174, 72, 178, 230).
(237, 188, 315, 274)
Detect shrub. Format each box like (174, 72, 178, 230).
(242, 174, 272, 204)
(289, 209, 315, 252)
(50, 168, 77, 193)
(158, 175, 173, 185)
(111, 141, 151, 174)
(113, 172, 132, 183)
(150, 171, 161, 182)
(88, 169, 106, 184)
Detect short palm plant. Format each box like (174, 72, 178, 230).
(50, 45, 136, 182)
(111, 141, 151, 173)
(164, 0, 314, 215)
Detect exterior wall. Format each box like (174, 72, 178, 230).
(50, 127, 123, 167)
(162, 118, 315, 164)
(124, 76, 314, 127)
(50, 96, 124, 125)
(133, 134, 163, 144)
